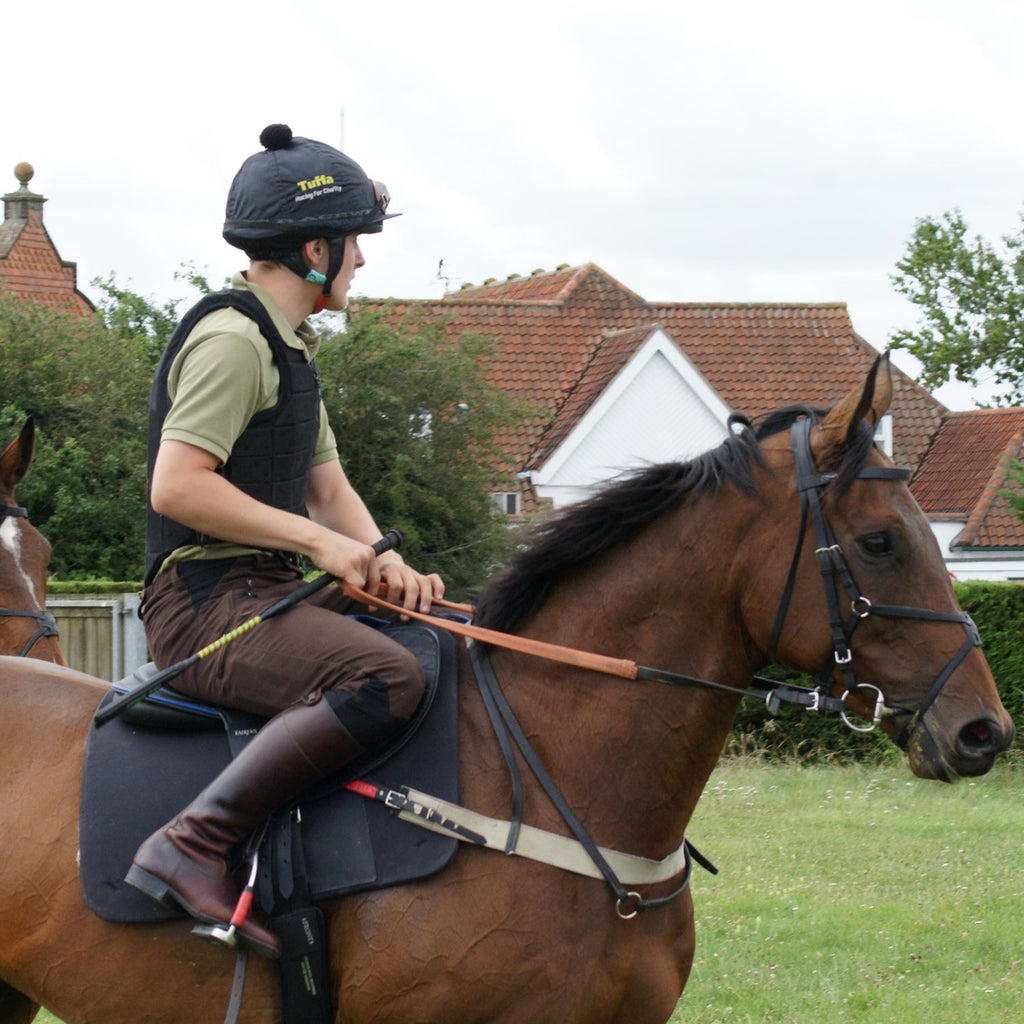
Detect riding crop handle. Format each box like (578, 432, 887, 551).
(94, 529, 402, 725)
(257, 529, 403, 620)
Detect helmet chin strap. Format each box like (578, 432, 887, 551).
(281, 237, 347, 313)
(303, 266, 330, 311)
(318, 236, 347, 304)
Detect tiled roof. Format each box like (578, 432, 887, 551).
(1, 173, 94, 317)
(913, 409, 1024, 548)
(450, 264, 649, 306)
(354, 263, 946, 475)
(527, 323, 653, 471)
(650, 303, 945, 471)
(0, 218, 23, 259)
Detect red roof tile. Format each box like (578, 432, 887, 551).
(354, 263, 946, 476)
(913, 409, 1024, 548)
(527, 324, 653, 471)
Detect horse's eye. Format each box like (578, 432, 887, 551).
(858, 532, 893, 557)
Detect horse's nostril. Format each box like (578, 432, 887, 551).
(967, 721, 990, 745)
(958, 718, 1004, 754)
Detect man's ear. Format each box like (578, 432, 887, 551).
(302, 237, 327, 268)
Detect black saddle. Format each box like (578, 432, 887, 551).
(79, 621, 461, 924)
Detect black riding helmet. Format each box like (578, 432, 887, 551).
(223, 124, 396, 299)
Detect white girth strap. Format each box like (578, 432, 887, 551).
(396, 787, 691, 885)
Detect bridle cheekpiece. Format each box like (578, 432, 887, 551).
(768, 417, 981, 741)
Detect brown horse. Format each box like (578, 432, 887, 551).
(0, 417, 63, 666)
(0, 360, 1013, 1024)
(0, 417, 66, 1024)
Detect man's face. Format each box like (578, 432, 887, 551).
(327, 234, 364, 310)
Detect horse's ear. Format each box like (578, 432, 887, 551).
(0, 417, 35, 491)
(811, 353, 893, 463)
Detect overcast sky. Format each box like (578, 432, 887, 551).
(7, 0, 1024, 409)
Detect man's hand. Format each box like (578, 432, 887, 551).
(376, 554, 445, 615)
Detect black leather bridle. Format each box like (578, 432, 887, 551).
(768, 417, 981, 741)
(0, 503, 60, 657)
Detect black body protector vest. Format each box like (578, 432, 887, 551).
(145, 290, 322, 586)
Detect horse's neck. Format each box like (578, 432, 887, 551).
(0, 659, 105, 766)
(487, 508, 754, 857)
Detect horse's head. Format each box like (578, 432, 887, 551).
(749, 356, 1014, 781)
(0, 419, 64, 664)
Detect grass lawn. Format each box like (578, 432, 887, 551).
(672, 757, 1024, 1023)
(32, 757, 1023, 1024)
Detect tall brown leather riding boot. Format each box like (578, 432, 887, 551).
(125, 697, 364, 958)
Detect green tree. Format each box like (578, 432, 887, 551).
(92, 262, 216, 365)
(890, 208, 1024, 404)
(318, 306, 524, 592)
(0, 285, 524, 589)
(0, 295, 150, 579)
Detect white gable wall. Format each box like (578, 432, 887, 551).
(927, 518, 1024, 581)
(527, 330, 731, 508)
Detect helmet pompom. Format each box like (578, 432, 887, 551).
(259, 124, 293, 151)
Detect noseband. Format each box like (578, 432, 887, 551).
(768, 417, 981, 741)
(0, 503, 60, 657)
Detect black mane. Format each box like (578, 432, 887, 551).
(474, 406, 876, 635)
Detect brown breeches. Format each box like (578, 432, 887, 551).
(142, 555, 425, 738)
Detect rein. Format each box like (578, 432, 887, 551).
(0, 504, 60, 657)
(342, 584, 849, 717)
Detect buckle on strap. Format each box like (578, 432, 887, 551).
(765, 684, 845, 715)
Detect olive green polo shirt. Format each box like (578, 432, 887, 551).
(155, 273, 339, 571)
(162, 273, 337, 463)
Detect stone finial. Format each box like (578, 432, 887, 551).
(4, 162, 46, 220)
(14, 162, 34, 188)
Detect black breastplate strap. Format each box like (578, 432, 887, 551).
(469, 643, 715, 918)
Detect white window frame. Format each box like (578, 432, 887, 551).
(491, 491, 520, 515)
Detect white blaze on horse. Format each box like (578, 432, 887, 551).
(0, 360, 1014, 1024)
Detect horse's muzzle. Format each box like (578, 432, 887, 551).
(905, 713, 1015, 782)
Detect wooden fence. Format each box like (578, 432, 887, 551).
(48, 593, 149, 681)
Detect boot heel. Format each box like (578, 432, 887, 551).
(125, 863, 176, 908)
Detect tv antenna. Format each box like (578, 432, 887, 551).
(437, 259, 451, 292)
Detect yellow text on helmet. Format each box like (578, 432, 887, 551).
(296, 174, 335, 191)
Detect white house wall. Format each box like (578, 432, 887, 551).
(530, 330, 731, 508)
(927, 518, 1024, 581)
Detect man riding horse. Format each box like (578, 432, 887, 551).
(127, 125, 445, 957)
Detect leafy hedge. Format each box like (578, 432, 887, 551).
(48, 580, 143, 595)
(955, 581, 1024, 744)
(727, 581, 1023, 762)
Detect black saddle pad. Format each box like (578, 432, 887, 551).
(79, 622, 460, 924)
